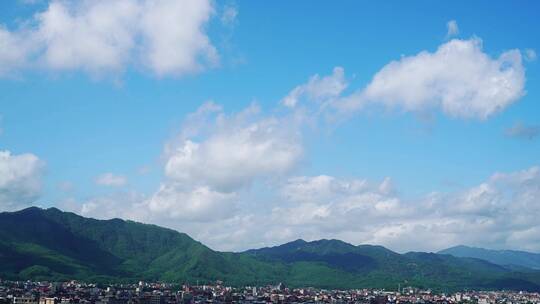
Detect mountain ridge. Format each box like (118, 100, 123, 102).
(2, 207, 540, 291)
(439, 245, 540, 270)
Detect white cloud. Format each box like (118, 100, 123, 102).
(0, 0, 218, 77)
(146, 183, 237, 221)
(143, 102, 303, 223)
(36, 1, 139, 73)
(95, 172, 127, 187)
(164, 102, 303, 191)
(138, 0, 217, 76)
(360, 38, 525, 119)
(0, 150, 44, 211)
(66, 186, 238, 229)
(285, 38, 526, 120)
(281, 175, 368, 204)
(446, 20, 459, 38)
(277, 176, 407, 228)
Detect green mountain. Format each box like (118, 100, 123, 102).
(2, 207, 540, 292)
(439, 245, 540, 270)
(0, 207, 285, 285)
(245, 239, 540, 291)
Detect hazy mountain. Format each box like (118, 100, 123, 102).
(2, 207, 540, 291)
(439, 245, 540, 270)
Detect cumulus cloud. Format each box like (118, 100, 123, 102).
(285, 38, 526, 120)
(446, 20, 459, 38)
(0, 0, 218, 77)
(164, 102, 303, 191)
(149, 102, 301, 222)
(275, 176, 408, 232)
(361, 38, 525, 119)
(138, 0, 217, 76)
(146, 184, 237, 222)
(0, 150, 44, 211)
(505, 122, 540, 140)
(95, 172, 127, 187)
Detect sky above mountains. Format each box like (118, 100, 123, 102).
(1, 0, 539, 253)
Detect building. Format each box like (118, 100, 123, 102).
(13, 297, 37, 304)
(39, 298, 57, 304)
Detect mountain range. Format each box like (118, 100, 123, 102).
(439, 245, 540, 271)
(1, 207, 540, 292)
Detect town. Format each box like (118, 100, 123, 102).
(0, 280, 539, 304)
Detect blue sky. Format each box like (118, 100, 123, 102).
(1, 0, 539, 252)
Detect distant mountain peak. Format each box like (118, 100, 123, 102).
(311, 238, 353, 245)
(13, 206, 43, 213)
(45, 206, 63, 213)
